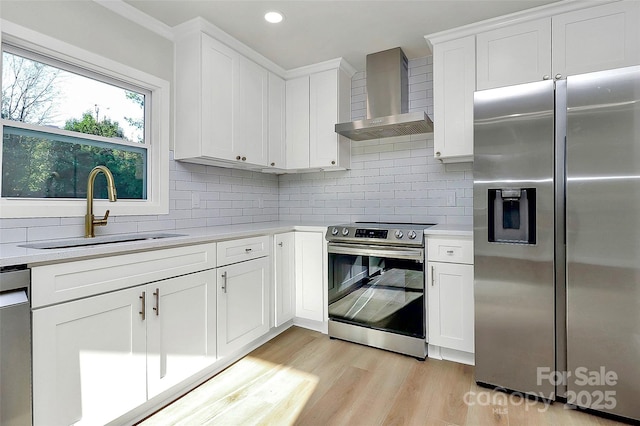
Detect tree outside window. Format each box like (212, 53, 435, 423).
(1, 48, 147, 200)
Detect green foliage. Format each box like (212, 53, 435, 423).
(124, 91, 145, 143)
(64, 111, 125, 139)
(1, 130, 145, 199)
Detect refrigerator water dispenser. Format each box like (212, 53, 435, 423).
(488, 188, 536, 244)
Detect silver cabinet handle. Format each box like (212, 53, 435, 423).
(446, 250, 454, 255)
(236, 155, 241, 160)
(139, 291, 146, 320)
(555, 73, 562, 80)
(431, 266, 435, 286)
(278, 242, 283, 247)
(153, 288, 159, 316)
(241, 156, 247, 161)
(435, 151, 441, 157)
(221, 271, 227, 293)
(543, 75, 550, 80)
(245, 248, 252, 252)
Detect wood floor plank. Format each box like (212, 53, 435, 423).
(139, 327, 630, 426)
(294, 364, 371, 425)
(342, 349, 415, 425)
(464, 383, 509, 426)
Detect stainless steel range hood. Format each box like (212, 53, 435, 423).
(335, 47, 433, 141)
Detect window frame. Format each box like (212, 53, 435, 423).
(0, 20, 169, 218)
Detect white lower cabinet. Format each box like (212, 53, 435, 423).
(274, 232, 296, 326)
(33, 286, 146, 426)
(146, 271, 217, 398)
(32, 270, 217, 425)
(428, 262, 474, 352)
(294, 231, 325, 323)
(427, 235, 474, 364)
(217, 256, 270, 357)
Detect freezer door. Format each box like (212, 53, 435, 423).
(473, 80, 556, 398)
(566, 65, 640, 421)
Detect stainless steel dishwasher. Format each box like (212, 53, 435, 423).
(0, 265, 32, 426)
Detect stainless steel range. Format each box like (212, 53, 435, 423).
(325, 222, 435, 359)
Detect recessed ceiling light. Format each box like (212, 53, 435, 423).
(264, 11, 284, 24)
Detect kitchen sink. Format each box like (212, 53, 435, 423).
(20, 232, 186, 249)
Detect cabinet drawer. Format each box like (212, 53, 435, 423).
(32, 243, 217, 308)
(217, 235, 270, 266)
(427, 237, 473, 264)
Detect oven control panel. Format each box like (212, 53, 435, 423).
(326, 223, 434, 247)
(355, 229, 388, 239)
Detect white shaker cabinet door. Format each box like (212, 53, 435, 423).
(235, 55, 268, 166)
(294, 231, 325, 322)
(433, 35, 475, 163)
(428, 262, 474, 353)
(146, 271, 217, 398)
(217, 257, 270, 357)
(201, 33, 238, 161)
(476, 18, 551, 90)
(553, 1, 640, 78)
(268, 73, 287, 169)
(274, 232, 296, 326)
(32, 287, 147, 426)
(285, 76, 311, 169)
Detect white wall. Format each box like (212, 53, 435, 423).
(279, 57, 473, 225)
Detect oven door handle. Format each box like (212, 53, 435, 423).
(327, 243, 424, 262)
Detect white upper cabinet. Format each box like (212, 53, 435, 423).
(285, 76, 310, 169)
(268, 73, 286, 169)
(476, 18, 551, 90)
(309, 68, 351, 169)
(553, 1, 640, 78)
(476, 1, 640, 90)
(175, 30, 268, 167)
(432, 36, 475, 163)
(235, 55, 268, 166)
(285, 63, 353, 171)
(199, 33, 237, 161)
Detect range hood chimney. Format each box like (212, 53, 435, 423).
(335, 47, 433, 141)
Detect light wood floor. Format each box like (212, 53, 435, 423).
(140, 326, 627, 426)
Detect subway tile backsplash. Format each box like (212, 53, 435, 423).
(280, 56, 472, 225)
(0, 56, 472, 244)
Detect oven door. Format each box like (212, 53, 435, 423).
(327, 243, 425, 338)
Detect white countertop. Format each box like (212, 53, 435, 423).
(0, 221, 330, 268)
(424, 223, 473, 237)
(1, 221, 473, 268)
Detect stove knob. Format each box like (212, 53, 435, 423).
(331, 227, 339, 236)
(408, 230, 417, 240)
(342, 227, 350, 236)
(394, 230, 403, 239)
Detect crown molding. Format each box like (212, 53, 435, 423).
(285, 57, 357, 80)
(93, 0, 174, 41)
(173, 17, 287, 77)
(424, 0, 618, 48)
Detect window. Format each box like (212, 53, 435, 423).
(0, 22, 169, 218)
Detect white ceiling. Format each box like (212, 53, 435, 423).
(123, 0, 560, 71)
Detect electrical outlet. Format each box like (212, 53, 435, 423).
(191, 193, 200, 209)
(446, 193, 456, 207)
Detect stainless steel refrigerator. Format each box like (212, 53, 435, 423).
(473, 65, 640, 422)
